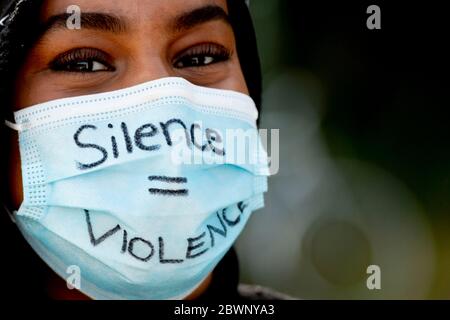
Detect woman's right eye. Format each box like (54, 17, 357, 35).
(49, 48, 115, 73)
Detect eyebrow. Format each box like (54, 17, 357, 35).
(40, 5, 229, 36)
(172, 5, 230, 32)
(41, 12, 128, 34)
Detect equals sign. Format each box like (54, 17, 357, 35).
(148, 176, 189, 197)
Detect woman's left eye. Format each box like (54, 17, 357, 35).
(175, 56, 215, 68)
(173, 44, 231, 69)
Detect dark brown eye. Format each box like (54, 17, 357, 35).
(174, 43, 231, 69)
(50, 48, 115, 73)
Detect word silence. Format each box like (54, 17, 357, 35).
(74, 118, 226, 171)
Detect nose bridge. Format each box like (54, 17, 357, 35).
(112, 13, 178, 88)
(126, 50, 174, 85)
(121, 27, 176, 85)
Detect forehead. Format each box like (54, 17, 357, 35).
(40, 0, 229, 21)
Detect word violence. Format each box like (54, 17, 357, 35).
(84, 202, 249, 263)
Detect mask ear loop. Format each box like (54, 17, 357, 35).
(5, 120, 23, 131)
(3, 204, 17, 224)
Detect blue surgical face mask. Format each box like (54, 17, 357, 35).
(6, 77, 269, 300)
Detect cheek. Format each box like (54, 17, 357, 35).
(234, 66, 249, 95)
(14, 71, 58, 110)
(212, 55, 249, 96)
(227, 50, 250, 95)
(225, 65, 249, 96)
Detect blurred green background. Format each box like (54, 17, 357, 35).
(236, 0, 449, 299)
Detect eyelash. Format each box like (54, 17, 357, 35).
(49, 48, 115, 73)
(173, 43, 232, 69)
(49, 43, 231, 73)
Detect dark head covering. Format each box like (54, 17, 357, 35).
(0, 0, 262, 299)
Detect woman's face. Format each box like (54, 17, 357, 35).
(8, 0, 248, 209)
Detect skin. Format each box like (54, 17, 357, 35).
(7, 0, 249, 300)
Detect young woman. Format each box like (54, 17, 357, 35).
(0, 0, 284, 300)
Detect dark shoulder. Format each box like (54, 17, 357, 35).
(237, 284, 298, 300)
